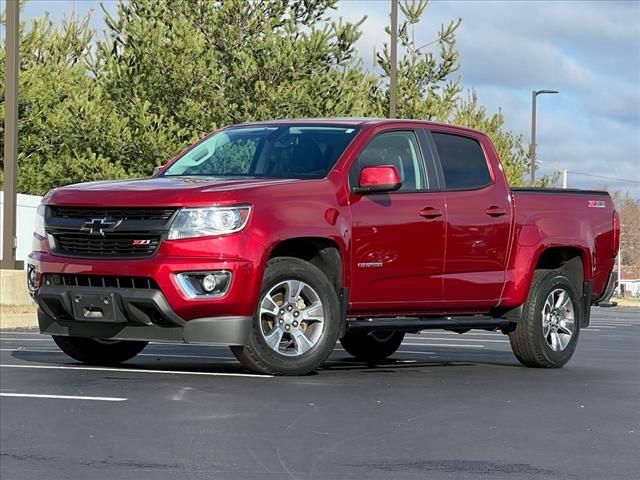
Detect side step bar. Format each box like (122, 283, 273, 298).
(346, 316, 513, 333)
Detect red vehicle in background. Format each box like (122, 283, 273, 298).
(27, 119, 619, 375)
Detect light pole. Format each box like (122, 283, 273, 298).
(529, 89, 558, 184)
(389, 0, 398, 118)
(2, 0, 19, 269)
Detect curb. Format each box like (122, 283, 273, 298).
(0, 312, 39, 330)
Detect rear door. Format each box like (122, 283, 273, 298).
(348, 128, 446, 313)
(427, 129, 513, 306)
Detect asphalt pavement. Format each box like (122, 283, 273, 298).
(1, 307, 638, 480)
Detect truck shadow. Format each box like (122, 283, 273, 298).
(9, 347, 522, 376)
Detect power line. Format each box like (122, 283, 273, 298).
(566, 171, 640, 185)
(570, 171, 640, 183)
(541, 161, 640, 185)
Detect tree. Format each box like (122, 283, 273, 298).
(93, 0, 381, 172)
(2, 0, 547, 193)
(376, 0, 542, 186)
(1, 12, 130, 194)
(612, 191, 640, 269)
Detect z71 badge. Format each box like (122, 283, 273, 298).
(588, 200, 606, 208)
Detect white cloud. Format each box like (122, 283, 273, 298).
(334, 0, 640, 197)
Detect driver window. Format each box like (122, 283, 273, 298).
(350, 131, 427, 192)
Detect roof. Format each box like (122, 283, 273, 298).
(230, 117, 486, 135)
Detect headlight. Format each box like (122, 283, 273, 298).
(34, 204, 46, 238)
(168, 205, 252, 240)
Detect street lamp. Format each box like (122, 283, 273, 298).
(529, 89, 558, 184)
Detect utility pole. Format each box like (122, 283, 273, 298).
(529, 89, 559, 184)
(389, 0, 398, 118)
(562, 169, 568, 189)
(2, 0, 19, 269)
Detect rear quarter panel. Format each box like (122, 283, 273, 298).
(501, 191, 616, 308)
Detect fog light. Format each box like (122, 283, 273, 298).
(202, 274, 217, 293)
(176, 271, 232, 298)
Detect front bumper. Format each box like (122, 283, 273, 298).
(28, 230, 266, 320)
(35, 284, 252, 345)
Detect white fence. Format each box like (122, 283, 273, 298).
(0, 192, 43, 262)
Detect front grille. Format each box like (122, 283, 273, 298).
(45, 274, 159, 290)
(52, 233, 161, 258)
(46, 206, 175, 259)
(51, 207, 176, 221)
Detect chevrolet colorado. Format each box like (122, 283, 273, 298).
(28, 119, 620, 375)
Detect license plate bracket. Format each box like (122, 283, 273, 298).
(71, 293, 120, 323)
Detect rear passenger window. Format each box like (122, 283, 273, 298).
(432, 132, 491, 190)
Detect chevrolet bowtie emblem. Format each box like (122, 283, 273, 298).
(80, 218, 122, 236)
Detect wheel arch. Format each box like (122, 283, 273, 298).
(267, 237, 345, 296)
(534, 247, 587, 295)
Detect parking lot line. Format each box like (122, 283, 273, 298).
(0, 363, 272, 378)
(397, 350, 436, 355)
(410, 337, 508, 343)
(401, 342, 485, 348)
(0, 392, 127, 402)
(0, 338, 54, 342)
(0, 348, 236, 361)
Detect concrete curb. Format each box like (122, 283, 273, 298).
(0, 312, 39, 330)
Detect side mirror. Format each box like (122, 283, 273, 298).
(354, 165, 402, 194)
(152, 165, 165, 176)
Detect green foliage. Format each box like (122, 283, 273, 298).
(453, 91, 528, 186)
(1, 0, 543, 194)
(376, 1, 548, 186)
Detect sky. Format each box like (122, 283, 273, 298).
(4, 0, 640, 197)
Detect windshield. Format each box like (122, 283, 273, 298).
(163, 124, 360, 179)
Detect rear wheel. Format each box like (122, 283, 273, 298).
(231, 257, 341, 375)
(52, 336, 147, 365)
(340, 330, 405, 363)
(509, 270, 581, 368)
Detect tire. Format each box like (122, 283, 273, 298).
(231, 257, 342, 375)
(52, 336, 147, 365)
(508, 270, 582, 368)
(340, 330, 405, 363)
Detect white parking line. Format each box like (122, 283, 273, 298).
(139, 353, 235, 361)
(0, 364, 271, 378)
(0, 348, 235, 361)
(401, 342, 485, 348)
(0, 392, 127, 402)
(397, 350, 436, 355)
(411, 332, 503, 337)
(0, 331, 41, 335)
(410, 337, 508, 343)
(0, 338, 53, 342)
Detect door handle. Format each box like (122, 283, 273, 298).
(419, 207, 443, 219)
(485, 206, 507, 217)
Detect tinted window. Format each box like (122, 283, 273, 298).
(164, 125, 359, 179)
(351, 131, 427, 191)
(432, 132, 491, 190)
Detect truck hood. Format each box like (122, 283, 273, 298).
(43, 176, 301, 207)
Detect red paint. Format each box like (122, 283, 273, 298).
(30, 119, 618, 321)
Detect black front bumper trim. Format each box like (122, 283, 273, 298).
(35, 285, 252, 345)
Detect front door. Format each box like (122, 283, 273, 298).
(348, 130, 446, 314)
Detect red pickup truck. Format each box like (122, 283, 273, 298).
(28, 119, 619, 375)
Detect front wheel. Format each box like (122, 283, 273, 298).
(52, 336, 147, 365)
(509, 270, 581, 368)
(340, 330, 405, 363)
(231, 257, 342, 375)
